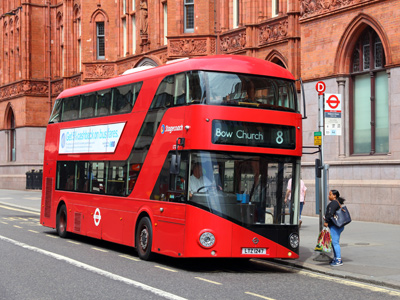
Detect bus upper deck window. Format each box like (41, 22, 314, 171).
(204, 72, 297, 112)
(49, 99, 62, 123)
(97, 89, 112, 116)
(62, 96, 80, 121)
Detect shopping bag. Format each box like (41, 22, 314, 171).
(314, 226, 332, 253)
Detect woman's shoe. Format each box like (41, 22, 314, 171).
(330, 258, 343, 266)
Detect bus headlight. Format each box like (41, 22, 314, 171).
(199, 232, 215, 248)
(289, 233, 299, 249)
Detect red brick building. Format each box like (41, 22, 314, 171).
(1, 0, 399, 223)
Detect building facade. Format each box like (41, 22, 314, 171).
(0, 0, 398, 223)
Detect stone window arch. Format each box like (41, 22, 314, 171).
(56, 12, 64, 78)
(5, 104, 16, 161)
(136, 57, 158, 67)
(334, 14, 390, 156)
(265, 50, 288, 69)
(90, 10, 109, 60)
(73, 5, 82, 73)
(350, 27, 388, 155)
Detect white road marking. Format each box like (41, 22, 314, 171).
(92, 247, 108, 253)
(194, 277, 222, 285)
(0, 235, 187, 300)
(67, 241, 81, 245)
(119, 254, 140, 262)
(155, 265, 178, 273)
(245, 292, 277, 300)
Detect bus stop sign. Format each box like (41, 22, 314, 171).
(316, 81, 326, 95)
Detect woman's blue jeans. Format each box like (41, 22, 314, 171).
(329, 224, 344, 259)
(299, 202, 304, 220)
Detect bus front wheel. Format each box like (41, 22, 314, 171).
(56, 204, 68, 238)
(136, 217, 153, 260)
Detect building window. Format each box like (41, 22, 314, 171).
(7, 108, 16, 162)
(73, 6, 81, 74)
(163, 3, 168, 45)
(123, 18, 127, 56)
(184, 0, 194, 33)
(132, 16, 137, 54)
(272, 0, 279, 17)
(351, 28, 388, 154)
(233, 0, 239, 28)
(56, 14, 63, 78)
(78, 19, 82, 72)
(97, 22, 105, 60)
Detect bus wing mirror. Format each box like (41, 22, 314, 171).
(297, 78, 307, 120)
(171, 137, 185, 174)
(170, 154, 181, 175)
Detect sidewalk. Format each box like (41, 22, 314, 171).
(1, 189, 399, 290)
(279, 216, 400, 290)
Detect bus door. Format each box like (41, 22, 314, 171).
(150, 151, 187, 256)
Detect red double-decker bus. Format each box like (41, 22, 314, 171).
(40, 55, 303, 260)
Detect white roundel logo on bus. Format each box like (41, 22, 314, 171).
(161, 124, 166, 134)
(93, 208, 101, 226)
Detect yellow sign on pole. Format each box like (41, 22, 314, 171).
(314, 132, 322, 146)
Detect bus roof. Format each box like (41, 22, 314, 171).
(57, 55, 295, 99)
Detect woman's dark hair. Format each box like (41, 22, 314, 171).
(331, 189, 345, 203)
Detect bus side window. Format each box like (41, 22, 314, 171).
(151, 76, 175, 109)
(107, 162, 128, 196)
(113, 84, 133, 114)
(187, 71, 205, 103)
(49, 99, 62, 123)
(97, 89, 112, 116)
(62, 96, 80, 121)
(56, 161, 76, 191)
(80, 93, 96, 119)
(76, 162, 90, 192)
(173, 73, 186, 106)
(150, 151, 188, 201)
(91, 162, 106, 194)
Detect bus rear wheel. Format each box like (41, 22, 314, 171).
(56, 204, 68, 238)
(136, 217, 153, 261)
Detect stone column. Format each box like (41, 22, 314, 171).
(337, 77, 346, 157)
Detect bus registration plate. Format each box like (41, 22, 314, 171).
(242, 248, 267, 255)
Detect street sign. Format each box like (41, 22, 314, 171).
(325, 94, 341, 111)
(324, 93, 342, 136)
(314, 131, 322, 146)
(316, 81, 326, 95)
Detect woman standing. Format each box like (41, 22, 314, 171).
(324, 190, 345, 266)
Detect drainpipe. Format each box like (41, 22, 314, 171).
(47, 1, 52, 113)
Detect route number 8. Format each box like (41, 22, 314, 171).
(276, 131, 284, 144)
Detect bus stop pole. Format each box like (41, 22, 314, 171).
(314, 92, 331, 262)
(318, 93, 325, 233)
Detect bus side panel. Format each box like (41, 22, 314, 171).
(152, 202, 186, 257)
(40, 160, 57, 229)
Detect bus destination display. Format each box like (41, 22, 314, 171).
(212, 120, 296, 149)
